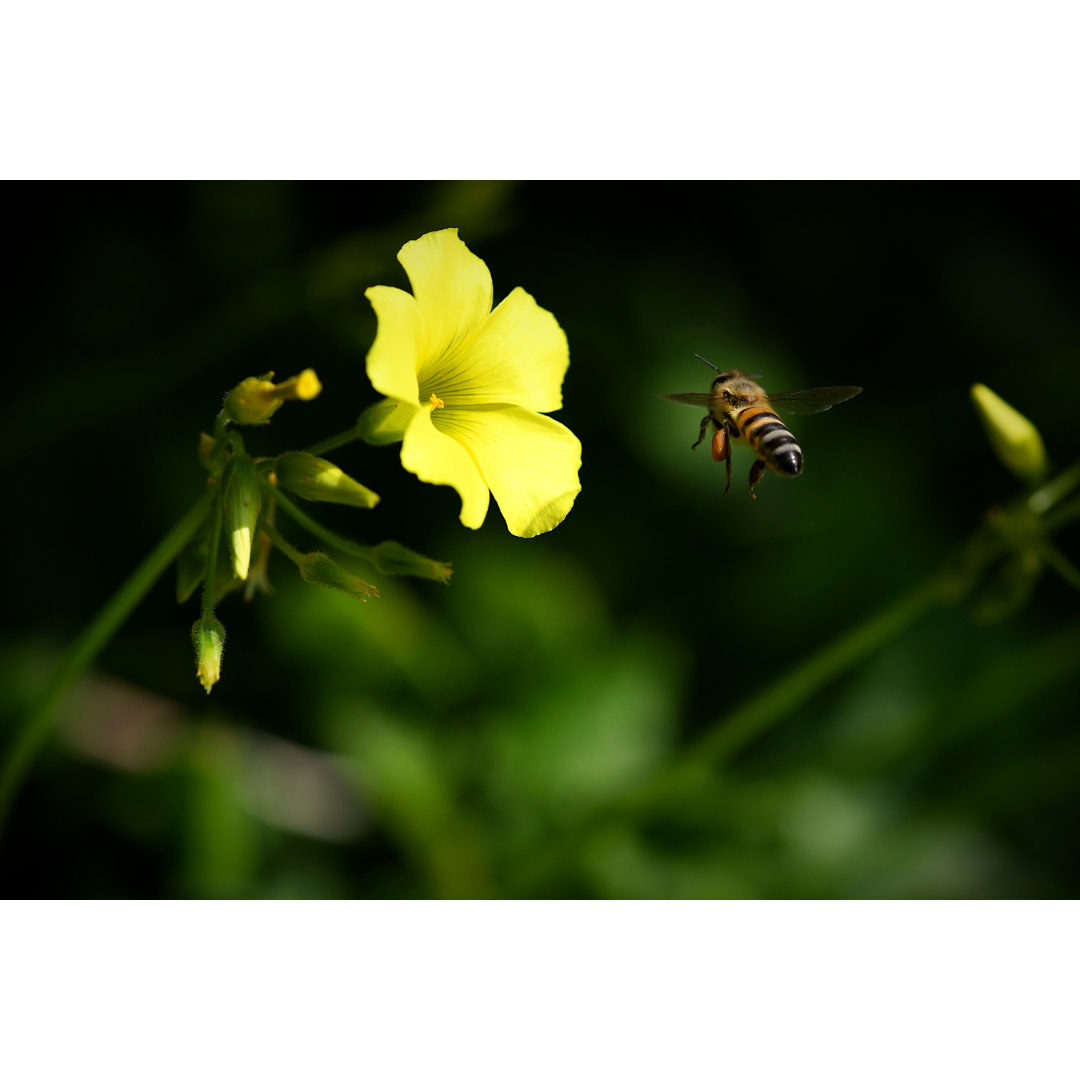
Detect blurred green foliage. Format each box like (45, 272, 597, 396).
(2, 182, 1078, 897)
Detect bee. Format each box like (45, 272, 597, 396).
(665, 355, 862, 499)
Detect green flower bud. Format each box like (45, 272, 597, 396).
(223, 455, 262, 580)
(356, 399, 412, 445)
(971, 384, 1048, 485)
(192, 616, 226, 694)
(298, 552, 379, 600)
(275, 452, 380, 509)
(363, 540, 452, 583)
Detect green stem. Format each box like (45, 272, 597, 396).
(1028, 461, 1080, 516)
(267, 484, 379, 565)
(0, 486, 216, 836)
(261, 519, 304, 565)
(213, 411, 230, 442)
(1043, 495, 1080, 536)
(200, 499, 224, 619)
(511, 572, 955, 893)
(264, 481, 451, 583)
(305, 426, 361, 458)
(606, 468, 1072, 813)
(1036, 540, 1080, 594)
(627, 573, 952, 811)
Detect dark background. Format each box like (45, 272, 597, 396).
(2, 181, 1078, 897)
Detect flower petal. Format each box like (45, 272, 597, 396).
(423, 287, 570, 413)
(364, 285, 424, 403)
(433, 405, 582, 537)
(397, 229, 493, 368)
(400, 408, 491, 530)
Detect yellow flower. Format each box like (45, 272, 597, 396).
(361, 229, 581, 538)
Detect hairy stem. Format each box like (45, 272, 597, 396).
(267, 484, 380, 565)
(0, 487, 216, 836)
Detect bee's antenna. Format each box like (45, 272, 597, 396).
(693, 353, 722, 373)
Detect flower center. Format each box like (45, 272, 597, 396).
(428, 393, 445, 410)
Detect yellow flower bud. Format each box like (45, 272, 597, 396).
(971, 384, 1048, 485)
(224, 375, 283, 425)
(275, 452, 380, 509)
(192, 616, 226, 694)
(298, 552, 379, 600)
(282, 368, 322, 401)
(223, 369, 323, 425)
(223, 456, 262, 580)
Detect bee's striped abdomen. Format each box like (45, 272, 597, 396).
(736, 406, 803, 476)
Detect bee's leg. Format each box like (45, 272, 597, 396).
(712, 424, 732, 495)
(748, 457, 766, 500)
(691, 414, 711, 450)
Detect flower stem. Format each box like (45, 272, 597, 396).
(625, 573, 953, 811)
(510, 572, 954, 894)
(264, 482, 451, 582)
(267, 484, 379, 565)
(305, 426, 360, 458)
(1043, 494, 1080, 536)
(1036, 540, 1080, 594)
(200, 498, 224, 619)
(260, 519, 304, 565)
(0, 486, 216, 837)
(1028, 460, 1080, 517)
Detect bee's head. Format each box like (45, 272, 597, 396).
(711, 371, 743, 395)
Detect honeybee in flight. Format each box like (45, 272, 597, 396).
(665, 355, 862, 499)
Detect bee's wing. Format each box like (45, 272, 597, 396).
(767, 386, 863, 416)
(664, 392, 714, 408)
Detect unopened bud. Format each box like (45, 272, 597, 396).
(363, 540, 452, 583)
(192, 616, 226, 694)
(298, 552, 379, 600)
(223, 369, 323, 425)
(971, 384, 1048, 485)
(275, 452, 380, 509)
(356, 399, 413, 445)
(223, 455, 262, 580)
